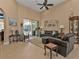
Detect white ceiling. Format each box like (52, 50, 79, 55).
(16, 0, 65, 12)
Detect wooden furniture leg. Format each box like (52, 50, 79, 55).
(44, 45, 46, 56)
(50, 49, 52, 59)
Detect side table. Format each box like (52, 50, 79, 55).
(44, 43, 58, 59)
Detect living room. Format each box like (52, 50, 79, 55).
(0, 0, 79, 59)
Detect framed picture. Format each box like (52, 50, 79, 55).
(9, 17, 17, 26)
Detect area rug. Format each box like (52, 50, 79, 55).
(30, 36, 44, 48)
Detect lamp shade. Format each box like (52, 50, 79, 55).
(60, 25, 64, 29)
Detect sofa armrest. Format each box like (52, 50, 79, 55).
(49, 38, 68, 47)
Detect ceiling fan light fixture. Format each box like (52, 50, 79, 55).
(37, 0, 53, 10)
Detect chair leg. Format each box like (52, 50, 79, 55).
(56, 47, 58, 56)
(9, 38, 11, 44)
(44, 45, 46, 56)
(24, 36, 26, 42)
(50, 49, 52, 59)
(23, 38, 25, 42)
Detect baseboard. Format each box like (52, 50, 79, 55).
(4, 41, 9, 45)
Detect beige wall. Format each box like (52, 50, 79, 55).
(41, 0, 79, 33)
(0, 0, 40, 44)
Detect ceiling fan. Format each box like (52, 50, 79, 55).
(37, 0, 53, 10)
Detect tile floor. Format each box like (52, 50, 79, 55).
(0, 42, 79, 59)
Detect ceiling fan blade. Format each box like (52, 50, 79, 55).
(37, 3, 43, 5)
(45, 6, 49, 10)
(40, 6, 44, 9)
(47, 4, 53, 6)
(44, 0, 47, 4)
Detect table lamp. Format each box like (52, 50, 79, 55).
(59, 25, 64, 33)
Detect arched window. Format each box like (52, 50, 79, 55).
(0, 8, 4, 19)
(0, 8, 4, 32)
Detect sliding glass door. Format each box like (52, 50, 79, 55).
(23, 18, 39, 40)
(31, 20, 39, 36)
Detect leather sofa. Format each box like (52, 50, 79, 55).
(40, 30, 59, 38)
(42, 33, 75, 57)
